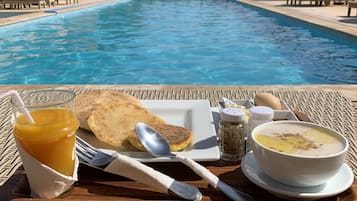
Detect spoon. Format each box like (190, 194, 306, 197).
(135, 122, 253, 201)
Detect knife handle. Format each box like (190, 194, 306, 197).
(175, 154, 219, 187)
(176, 154, 252, 201)
(217, 180, 253, 201)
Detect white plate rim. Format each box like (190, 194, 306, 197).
(241, 152, 354, 200)
(77, 99, 220, 162)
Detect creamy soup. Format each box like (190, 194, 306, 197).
(254, 124, 344, 156)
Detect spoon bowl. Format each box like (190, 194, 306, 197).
(135, 123, 175, 158)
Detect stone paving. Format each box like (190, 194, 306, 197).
(240, 0, 357, 36)
(0, 0, 116, 26)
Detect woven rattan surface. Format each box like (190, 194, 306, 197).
(0, 86, 356, 186)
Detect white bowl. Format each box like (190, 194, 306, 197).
(251, 121, 348, 187)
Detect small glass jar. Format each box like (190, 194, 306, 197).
(246, 106, 274, 153)
(219, 108, 246, 161)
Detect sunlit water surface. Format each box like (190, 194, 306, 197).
(0, 0, 356, 84)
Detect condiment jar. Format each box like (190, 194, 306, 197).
(219, 108, 246, 161)
(246, 106, 274, 152)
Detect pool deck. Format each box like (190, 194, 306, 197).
(0, 0, 356, 106)
(0, 0, 117, 26)
(241, 0, 357, 37)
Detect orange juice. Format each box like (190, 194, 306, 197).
(14, 108, 79, 176)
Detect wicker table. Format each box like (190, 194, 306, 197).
(0, 85, 356, 201)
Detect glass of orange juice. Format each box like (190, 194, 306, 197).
(12, 89, 79, 176)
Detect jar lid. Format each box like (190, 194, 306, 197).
(249, 106, 274, 120)
(221, 108, 245, 122)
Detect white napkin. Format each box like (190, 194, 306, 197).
(16, 141, 79, 199)
(104, 152, 173, 193)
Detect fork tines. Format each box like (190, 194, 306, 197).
(75, 136, 97, 161)
(75, 135, 115, 167)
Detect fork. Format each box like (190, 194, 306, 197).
(75, 135, 202, 201)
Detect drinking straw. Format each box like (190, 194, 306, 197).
(0, 90, 35, 124)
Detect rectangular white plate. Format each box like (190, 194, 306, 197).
(77, 100, 220, 162)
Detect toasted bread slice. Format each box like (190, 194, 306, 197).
(75, 90, 142, 130)
(128, 124, 193, 152)
(87, 101, 166, 149)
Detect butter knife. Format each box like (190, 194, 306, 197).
(79, 152, 202, 201)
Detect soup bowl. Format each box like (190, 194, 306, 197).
(251, 121, 348, 187)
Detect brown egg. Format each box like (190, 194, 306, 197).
(254, 93, 282, 110)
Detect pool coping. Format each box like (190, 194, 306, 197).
(238, 0, 357, 37)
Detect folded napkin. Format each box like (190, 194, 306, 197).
(104, 152, 173, 193)
(16, 141, 79, 199)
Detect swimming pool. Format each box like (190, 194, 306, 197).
(0, 0, 356, 84)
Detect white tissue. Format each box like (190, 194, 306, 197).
(104, 152, 173, 193)
(16, 141, 78, 198)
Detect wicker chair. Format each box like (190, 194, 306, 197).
(1, 0, 48, 9)
(348, 0, 357, 16)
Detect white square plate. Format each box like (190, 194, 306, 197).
(77, 100, 220, 162)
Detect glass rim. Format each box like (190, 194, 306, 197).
(11, 89, 76, 109)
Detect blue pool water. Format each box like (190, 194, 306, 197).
(0, 0, 356, 84)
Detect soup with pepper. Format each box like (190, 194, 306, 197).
(254, 123, 344, 156)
